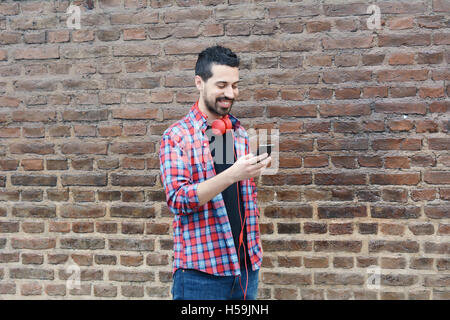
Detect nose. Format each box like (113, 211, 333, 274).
(224, 85, 235, 100)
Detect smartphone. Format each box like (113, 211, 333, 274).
(256, 144, 274, 162)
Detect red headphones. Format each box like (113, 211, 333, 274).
(209, 114, 249, 300)
(211, 114, 233, 136)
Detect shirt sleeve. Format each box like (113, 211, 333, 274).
(249, 177, 260, 217)
(159, 132, 200, 216)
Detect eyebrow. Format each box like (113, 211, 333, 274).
(215, 80, 240, 85)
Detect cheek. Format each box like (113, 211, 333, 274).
(211, 94, 219, 103)
(207, 88, 220, 100)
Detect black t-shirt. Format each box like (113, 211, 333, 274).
(206, 126, 251, 268)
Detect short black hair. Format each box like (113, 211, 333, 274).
(195, 45, 240, 83)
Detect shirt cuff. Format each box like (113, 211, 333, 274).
(186, 182, 200, 211)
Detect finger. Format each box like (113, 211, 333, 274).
(255, 153, 268, 165)
(263, 156, 272, 168)
(238, 153, 252, 163)
(256, 159, 267, 170)
(257, 152, 268, 162)
(248, 154, 259, 165)
(250, 152, 268, 165)
(258, 156, 271, 169)
(244, 153, 254, 162)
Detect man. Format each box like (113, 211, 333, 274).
(159, 45, 271, 300)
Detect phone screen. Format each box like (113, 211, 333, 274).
(256, 144, 273, 158)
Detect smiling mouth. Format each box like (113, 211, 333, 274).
(217, 99, 232, 108)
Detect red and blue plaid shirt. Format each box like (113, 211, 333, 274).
(159, 100, 263, 276)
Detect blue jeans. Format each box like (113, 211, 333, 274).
(172, 267, 259, 300)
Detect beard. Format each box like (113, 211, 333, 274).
(203, 92, 234, 117)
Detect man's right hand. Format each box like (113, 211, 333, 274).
(227, 152, 271, 183)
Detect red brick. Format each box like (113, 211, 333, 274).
(335, 54, 359, 67)
(390, 87, 417, 98)
(315, 173, 365, 185)
(279, 21, 303, 34)
(370, 240, 418, 253)
(21, 282, 42, 296)
(320, 103, 371, 117)
(417, 51, 444, 64)
(45, 284, 66, 296)
(72, 30, 95, 42)
(376, 102, 427, 115)
(424, 171, 450, 184)
(0, 3, 19, 15)
(379, 34, 431, 47)
(268, 5, 320, 18)
(314, 241, 362, 253)
(267, 105, 316, 117)
(306, 21, 331, 33)
(0, 49, 7, 61)
(377, 70, 429, 82)
(387, 120, 414, 132)
(378, 2, 427, 14)
(323, 70, 372, 83)
(433, 33, 450, 45)
(280, 89, 306, 101)
(323, 3, 368, 16)
(14, 47, 59, 60)
(335, 88, 360, 99)
(323, 36, 374, 49)
(309, 88, 333, 99)
(306, 55, 332, 66)
(385, 156, 411, 169)
(419, 87, 445, 98)
(428, 138, 450, 150)
(203, 23, 224, 37)
(388, 52, 415, 65)
(123, 28, 146, 40)
(363, 87, 388, 98)
(362, 54, 385, 66)
(388, 17, 414, 30)
(433, 0, 450, 12)
(370, 173, 420, 185)
(416, 120, 439, 133)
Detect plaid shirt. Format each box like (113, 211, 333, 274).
(159, 100, 263, 276)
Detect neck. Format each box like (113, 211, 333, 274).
(198, 97, 222, 125)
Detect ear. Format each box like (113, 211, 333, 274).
(194, 75, 204, 91)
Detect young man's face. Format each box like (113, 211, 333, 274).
(196, 63, 240, 118)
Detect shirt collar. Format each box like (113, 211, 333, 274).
(189, 99, 240, 133)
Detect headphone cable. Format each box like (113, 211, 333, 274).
(232, 129, 249, 301)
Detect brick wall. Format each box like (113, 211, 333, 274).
(0, 0, 449, 300)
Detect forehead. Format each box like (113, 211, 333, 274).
(209, 63, 239, 83)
